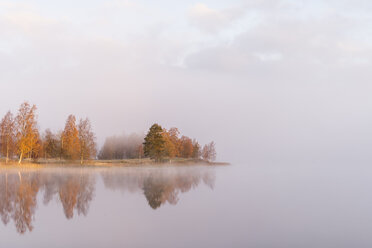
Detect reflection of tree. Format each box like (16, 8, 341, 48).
(13, 172, 39, 233)
(0, 170, 95, 234)
(143, 177, 178, 209)
(0, 173, 13, 225)
(0, 172, 40, 234)
(0, 167, 216, 234)
(59, 178, 80, 219)
(101, 167, 216, 210)
(59, 173, 95, 219)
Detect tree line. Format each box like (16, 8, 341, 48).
(0, 102, 96, 164)
(0, 103, 217, 164)
(98, 133, 144, 160)
(143, 123, 216, 162)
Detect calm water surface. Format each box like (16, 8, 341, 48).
(0, 164, 371, 248)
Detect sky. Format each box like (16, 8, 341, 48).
(1, 0, 372, 163)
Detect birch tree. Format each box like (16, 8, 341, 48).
(202, 141, 217, 162)
(0, 111, 15, 163)
(15, 103, 39, 164)
(78, 118, 96, 164)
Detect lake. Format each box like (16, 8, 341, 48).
(0, 164, 371, 247)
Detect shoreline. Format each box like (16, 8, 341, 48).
(0, 158, 230, 169)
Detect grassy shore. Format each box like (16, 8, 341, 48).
(0, 158, 230, 168)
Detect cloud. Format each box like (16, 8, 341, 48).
(184, 9, 372, 73)
(188, 3, 244, 33)
(1, 0, 372, 162)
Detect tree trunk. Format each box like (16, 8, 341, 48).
(80, 152, 83, 165)
(6, 145, 9, 164)
(18, 152, 23, 164)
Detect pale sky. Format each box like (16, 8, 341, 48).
(1, 0, 372, 163)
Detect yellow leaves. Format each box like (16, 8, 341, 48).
(61, 115, 80, 160)
(15, 102, 39, 163)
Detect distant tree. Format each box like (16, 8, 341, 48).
(15, 102, 39, 164)
(192, 139, 201, 159)
(137, 144, 144, 159)
(57, 131, 64, 160)
(78, 118, 96, 164)
(143, 124, 165, 162)
(98, 136, 117, 160)
(202, 141, 216, 162)
(180, 136, 193, 158)
(98, 133, 144, 160)
(42, 129, 60, 159)
(0, 111, 15, 163)
(61, 115, 80, 160)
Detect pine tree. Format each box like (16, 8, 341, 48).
(143, 124, 165, 162)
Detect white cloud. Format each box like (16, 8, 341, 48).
(188, 3, 244, 33)
(1, 0, 372, 162)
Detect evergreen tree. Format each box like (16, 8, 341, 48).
(143, 124, 165, 162)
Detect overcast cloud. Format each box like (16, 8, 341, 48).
(0, 0, 372, 163)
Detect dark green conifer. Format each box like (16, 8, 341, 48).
(143, 124, 165, 162)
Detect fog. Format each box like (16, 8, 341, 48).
(2, 164, 372, 247)
(1, 0, 372, 164)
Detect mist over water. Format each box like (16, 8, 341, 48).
(0, 164, 370, 248)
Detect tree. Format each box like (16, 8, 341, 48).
(98, 133, 144, 160)
(78, 118, 96, 164)
(143, 124, 165, 162)
(192, 139, 201, 159)
(0, 111, 15, 163)
(61, 115, 80, 160)
(15, 102, 39, 164)
(29, 132, 42, 160)
(180, 136, 193, 158)
(162, 129, 178, 158)
(42, 129, 60, 159)
(202, 141, 216, 162)
(168, 128, 181, 157)
(137, 144, 144, 159)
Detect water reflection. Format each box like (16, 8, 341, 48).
(0, 166, 215, 234)
(101, 167, 215, 209)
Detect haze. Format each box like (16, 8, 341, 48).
(1, 0, 371, 163)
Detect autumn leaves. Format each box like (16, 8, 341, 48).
(0, 102, 96, 164)
(61, 115, 96, 164)
(0, 102, 39, 164)
(0, 102, 217, 165)
(143, 123, 216, 163)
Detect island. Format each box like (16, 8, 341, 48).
(0, 102, 228, 167)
